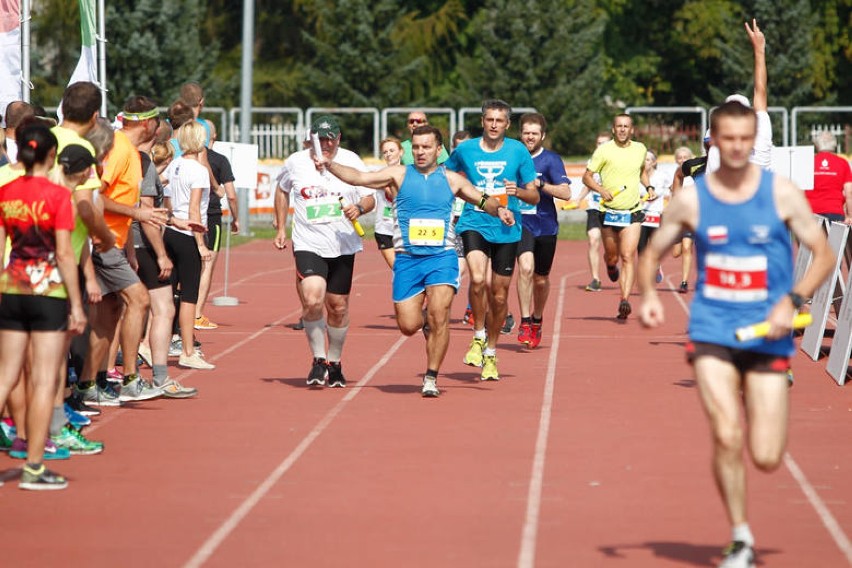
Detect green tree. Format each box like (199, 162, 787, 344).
(455, 0, 609, 154)
(30, 0, 88, 108)
(106, 0, 219, 113)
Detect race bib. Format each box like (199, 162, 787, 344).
(305, 196, 342, 225)
(603, 209, 631, 227)
(519, 200, 537, 215)
(703, 253, 768, 302)
(408, 218, 445, 246)
(452, 197, 465, 216)
(382, 205, 393, 220)
(643, 212, 661, 228)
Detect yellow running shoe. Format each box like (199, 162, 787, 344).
(463, 337, 486, 367)
(481, 354, 499, 381)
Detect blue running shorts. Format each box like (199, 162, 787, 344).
(392, 249, 459, 303)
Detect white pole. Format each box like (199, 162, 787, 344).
(21, 0, 31, 102)
(212, 218, 239, 307)
(97, 0, 107, 116)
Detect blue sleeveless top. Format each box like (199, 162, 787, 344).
(688, 170, 795, 355)
(392, 165, 456, 256)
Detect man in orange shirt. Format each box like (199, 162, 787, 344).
(75, 96, 169, 406)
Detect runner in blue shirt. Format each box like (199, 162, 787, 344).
(445, 99, 538, 381)
(515, 113, 573, 349)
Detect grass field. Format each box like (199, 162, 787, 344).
(229, 219, 589, 248)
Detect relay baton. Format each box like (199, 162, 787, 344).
(561, 201, 578, 210)
(311, 132, 324, 172)
(339, 196, 365, 237)
(734, 312, 813, 342)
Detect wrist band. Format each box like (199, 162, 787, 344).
(478, 195, 488, 210)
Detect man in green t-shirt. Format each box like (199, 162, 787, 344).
(581, 113, 653, 320)
(400, 111, 448, 166)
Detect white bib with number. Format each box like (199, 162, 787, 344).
(304, 196, 342, 225)
(603, 209, 631, 227)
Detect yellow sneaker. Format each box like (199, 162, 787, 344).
(481, 354, 499, 381)
(463, 337, 486, 367)
(194, 315, 218, 330)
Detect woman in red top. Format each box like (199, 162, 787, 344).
(0, 122, 86, 490)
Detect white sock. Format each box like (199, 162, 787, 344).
(327, 324, 349, 362)
(303, 318, 327, 359)
(483, 346, 496, 357)
(732, 523, 754, 546)
(473, 328, 486, 340)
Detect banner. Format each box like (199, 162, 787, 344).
(68, 0, 97, 86)
(0, 0, 22, 118)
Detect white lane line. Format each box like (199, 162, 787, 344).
(784, 454, 852, 564)
(182, 334, 409, 568)
(517, 275, 567, 568)
(670, 285, 852, 563)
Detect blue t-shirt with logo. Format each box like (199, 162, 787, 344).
(446, 137, 537, 243)
(520, 148, 570, 237)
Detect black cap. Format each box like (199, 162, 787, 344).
(58, 144, 97, 175)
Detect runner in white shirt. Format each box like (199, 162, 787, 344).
(273, 115, 375, 388)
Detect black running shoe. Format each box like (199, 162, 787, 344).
(501, 313, 516, 335)
(327, 361, 346, 388)
(617, 299, 631, 320)
(307, 358, 327, 387)
(65, 391, 101, 417)
(606, 264, 620, 282)
(679, 281, 689, 294)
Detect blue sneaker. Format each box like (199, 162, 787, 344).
(9, 437, 71, 460)
(64, 402, 92, 428)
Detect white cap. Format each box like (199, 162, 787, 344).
(725, 94, 751, 108)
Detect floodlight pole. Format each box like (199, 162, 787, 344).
(239, 0, 254, 145)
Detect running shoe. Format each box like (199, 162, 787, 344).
(194, 315, 218, 330)
(327, 361, 346, 388)
(463, 337, 486, 367)
(501, 313, 516, 335)
(481, 355, 500, 381)
(65, 391, 101, 417)
(606, 264, 620, 282)
(178, 352, 216, 370)
(679, 281, 689, 294)
(786, 369, 794, 387)
(73, 382, 121, 407)
(10, 438, 71, 461)
(585, 278, 602, 292)
(19, 463, 68, 491)
(719, 541, 755, 568)
(529, 323, 543, 349)
(137, 343, 153, 368)
(160, 379, 198, 399)
(517, 322, 532, 344)
(118, 375, 163, 402)
(63, 402, 92, 429)
(51, 425, 104, 455)
(106, 367, 123, 384)
(0, 424, 12, 451)
(307, 358, 328, 387)
(462, 307, 474, 326)
(421, 376, 440, 398)
(656, 266, 664, 284)
(617, 299, 632, 320)
(168, 337, 183, 357)
(292, 318, 305, 330)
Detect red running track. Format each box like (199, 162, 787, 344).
(1, 239, 851, 567)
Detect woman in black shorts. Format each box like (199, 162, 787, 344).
(0, 122, 87, 490)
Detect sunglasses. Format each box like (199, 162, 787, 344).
(408, 118, 427, 125)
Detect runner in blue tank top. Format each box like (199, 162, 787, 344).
(320, 125, 515, 398)
(444, 99, 538, 381)
(638, 100, 834, 567)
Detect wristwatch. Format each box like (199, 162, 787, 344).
(788, 292, 805, 309)
(355, 203, 365, 215)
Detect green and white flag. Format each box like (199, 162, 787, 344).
(68, 0, 97, 86)
(0, 0, 22, 116)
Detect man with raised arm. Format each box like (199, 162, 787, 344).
(320, 125, 514, 397)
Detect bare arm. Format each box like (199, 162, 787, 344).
(73, 189, 115, 250)
(843, 181, 852, 225)
(582, 169, 613, 201)
(54, 229, 87, 335)
(746, 19, 767, 111)
(223, 181, 239, 233)
(542, 182, 573, 201)
(101, 194, 169, 227)
(450, 171, 514, 226)
(273, 187, 290, 250)
(326, 160, 404, 194)
(189, 188, 210, 261)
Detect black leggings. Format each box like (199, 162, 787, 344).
(164, 228, 201, 305)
